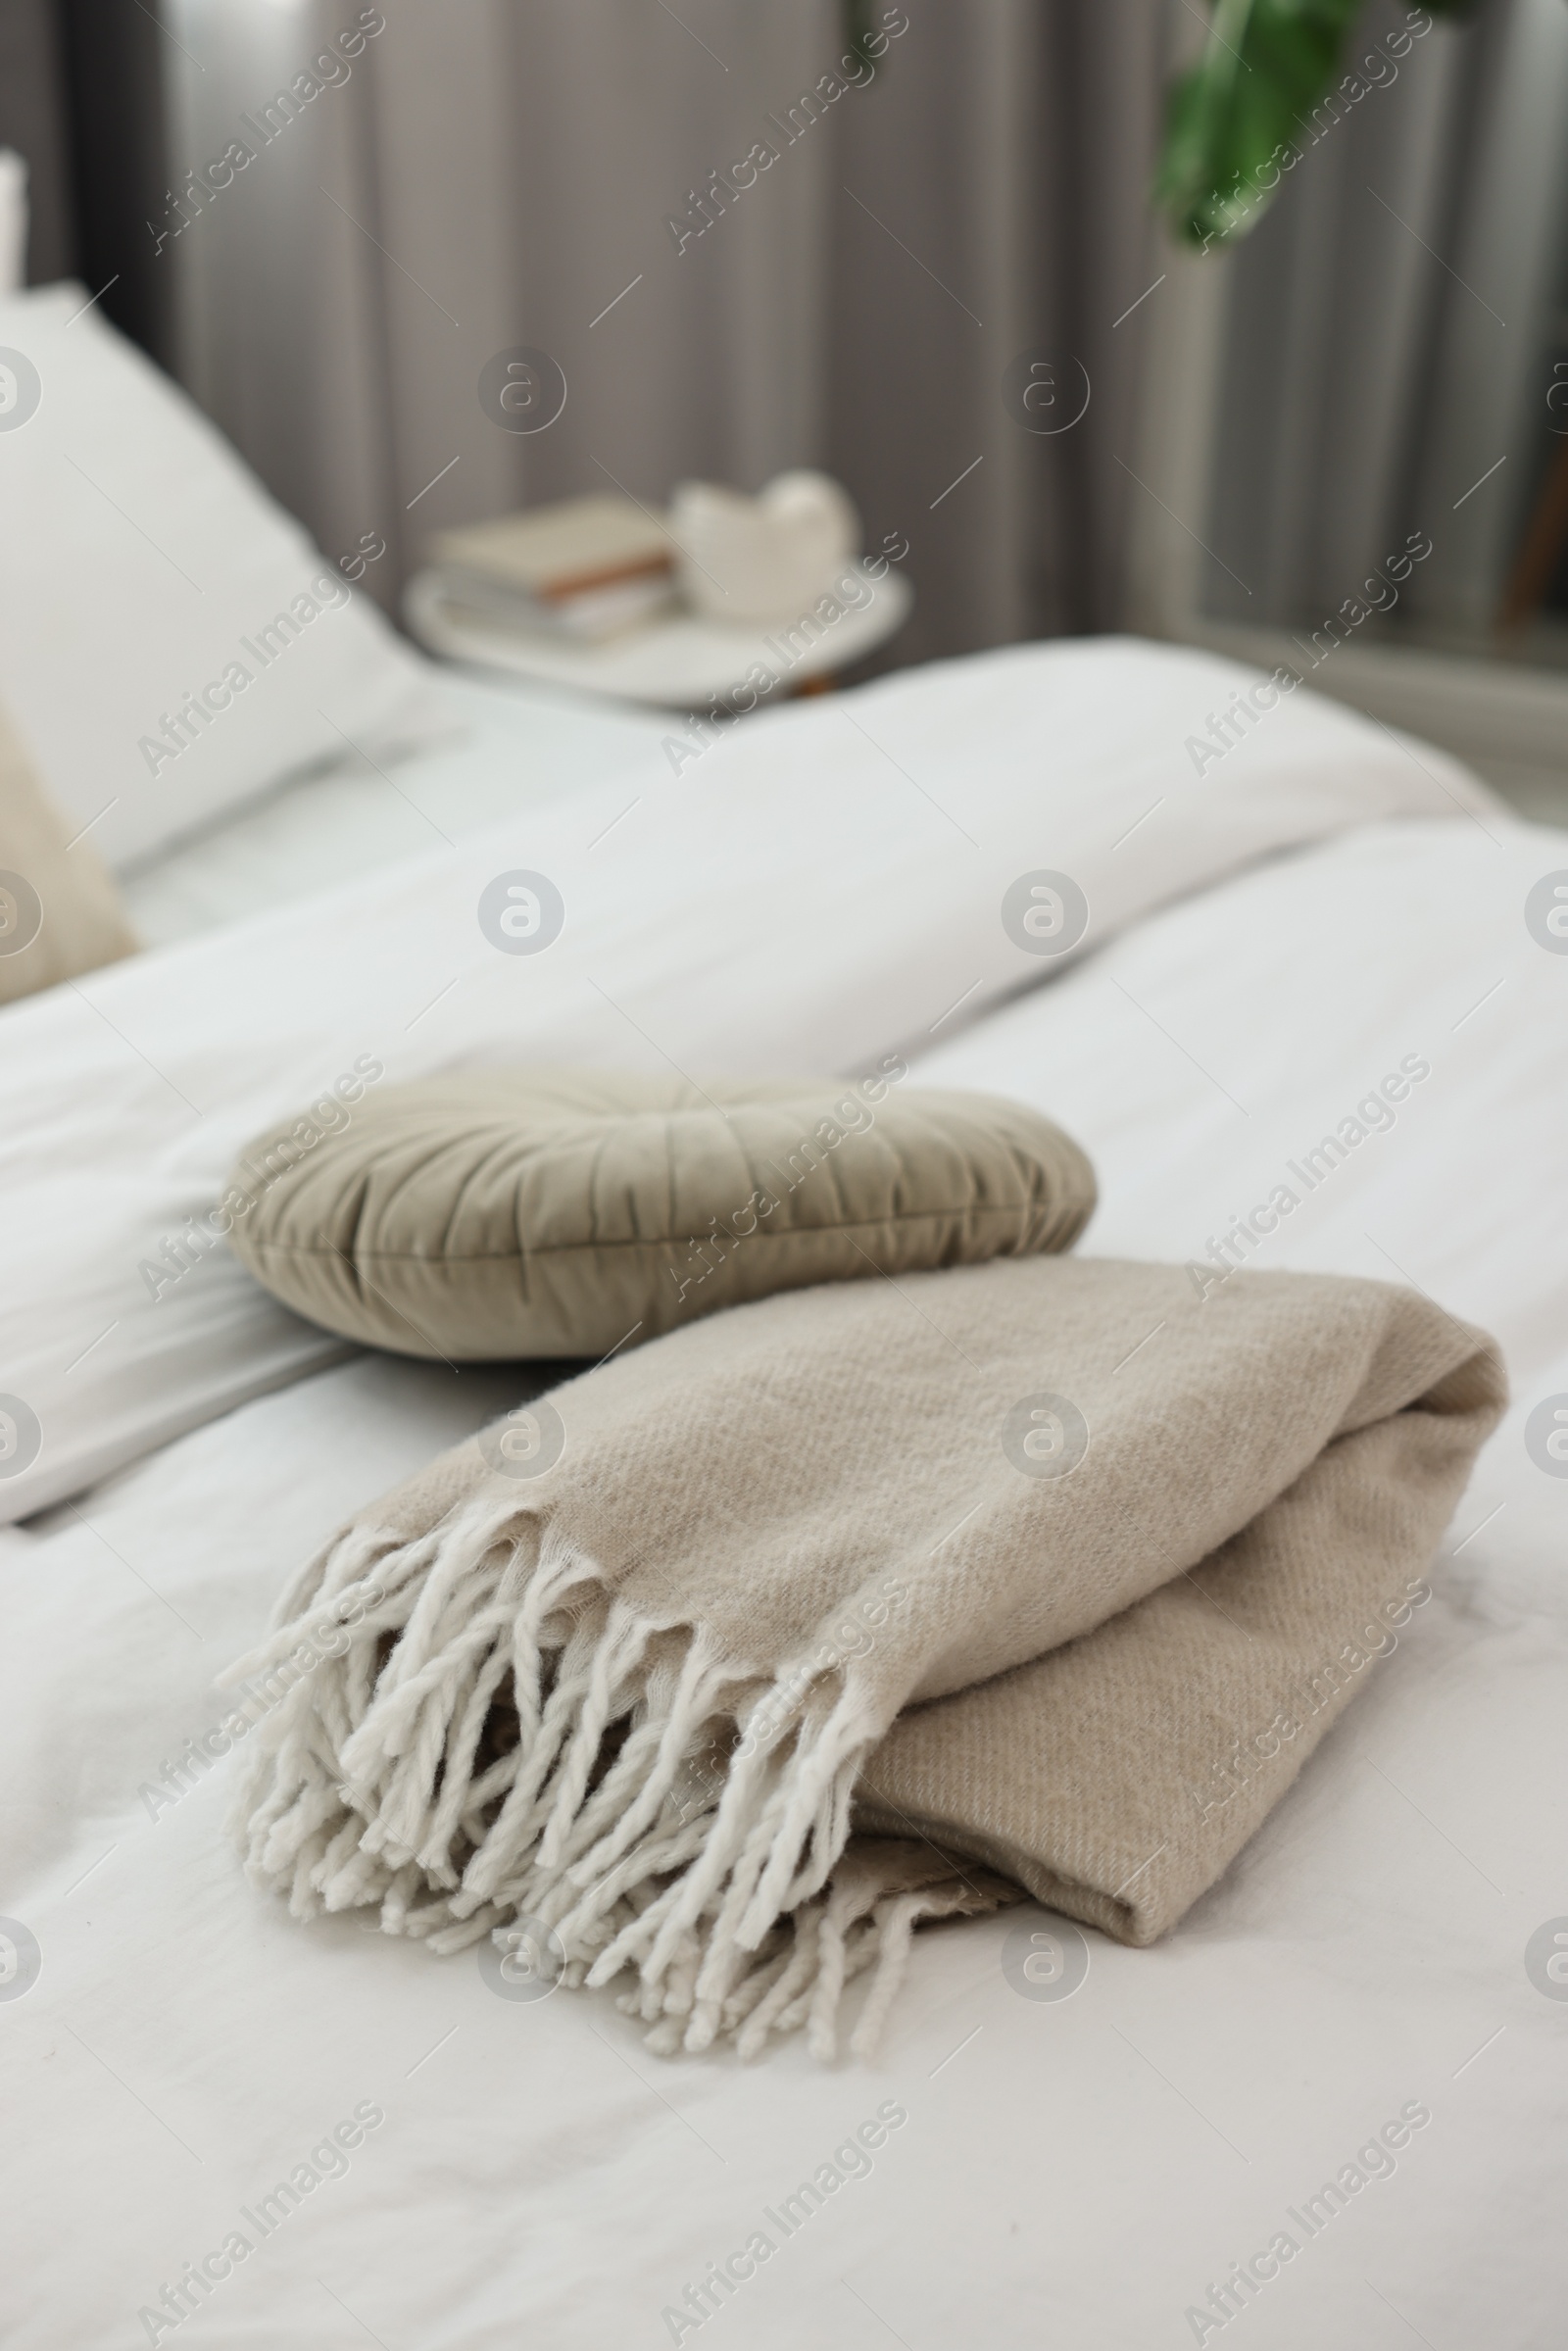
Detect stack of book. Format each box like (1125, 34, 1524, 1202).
(428, 496, 676, 644)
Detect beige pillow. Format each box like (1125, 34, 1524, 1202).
(0, 696, 137, 1005)
(224, 1066, 1096, 1360)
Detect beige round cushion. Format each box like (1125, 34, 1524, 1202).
(224, 1066, 1096, 1360)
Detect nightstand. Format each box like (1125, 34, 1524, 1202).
(403, 562, 912, 712)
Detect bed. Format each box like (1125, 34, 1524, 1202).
(6, 625, 1560, 2351)
(3, 297, 1565, 2351)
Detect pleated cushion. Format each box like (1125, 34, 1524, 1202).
(224, 1064, 1096, 1360)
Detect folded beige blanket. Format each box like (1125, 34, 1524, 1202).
(225, 1257, 1503, 2058)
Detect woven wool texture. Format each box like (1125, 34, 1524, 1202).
(226, 1255, 1504, 2058)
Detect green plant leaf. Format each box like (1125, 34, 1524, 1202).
(1154, 0, 1482, 251)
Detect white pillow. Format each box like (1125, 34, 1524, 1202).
(0, 283, 447, 867)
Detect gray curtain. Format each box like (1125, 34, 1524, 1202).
(0, 0, 74, 283)
(1205, 0, 1568, 637)
(160, 0, 1174, 665)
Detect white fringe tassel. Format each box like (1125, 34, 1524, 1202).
(221, 1494, 1015, 2059)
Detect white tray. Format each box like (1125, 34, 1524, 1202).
(403, 562, 912, 710)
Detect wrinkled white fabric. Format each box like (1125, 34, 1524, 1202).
(0, 638, 1495, 1517)
(3, 796, 1564, 2349)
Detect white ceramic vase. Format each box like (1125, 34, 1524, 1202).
(668, 470, 861, 625)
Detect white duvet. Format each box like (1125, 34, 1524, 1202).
(4, 640, 1565, 2350)
(0, 638, 1497, 1520)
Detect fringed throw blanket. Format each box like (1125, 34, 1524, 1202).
(225, 1257, 1503, 2058)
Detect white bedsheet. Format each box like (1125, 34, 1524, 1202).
(0, 638, 1494, 1521)
(5, 647, 1565, 2350)
(119, 669, 673, 948)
